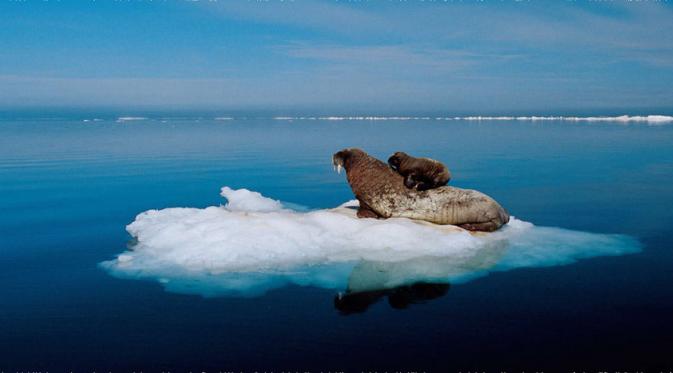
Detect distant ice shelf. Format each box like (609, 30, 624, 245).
(271, 115, 673, 124)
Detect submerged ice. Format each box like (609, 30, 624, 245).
(101, 187, 641, 297)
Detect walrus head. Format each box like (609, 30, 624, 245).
(332, 148, 366, 174)
(387, 151, 409, 171)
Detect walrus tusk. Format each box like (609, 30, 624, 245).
(332, 155, 344, 174)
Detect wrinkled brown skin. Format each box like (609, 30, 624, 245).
(388, 151, 451, 191)
(333, 148, 510, 232)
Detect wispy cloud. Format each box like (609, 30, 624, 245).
(206, 1, 673, 68)
(279, 43, 523, 73)
(198, 0, 382, 35)
(1, 1, 672, 111)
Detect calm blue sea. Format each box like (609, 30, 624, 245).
(1, 115, 673, 371)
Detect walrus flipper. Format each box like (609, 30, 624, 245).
(356, 200, 381, 219)
(458, 221, 500, 233)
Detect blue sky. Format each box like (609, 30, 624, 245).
(1, 0, 672, 114)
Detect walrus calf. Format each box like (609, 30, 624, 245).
(332, 148, 509, 232)
(388, 151, 451, 191)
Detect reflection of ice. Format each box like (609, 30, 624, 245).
(100, 187, 641, 298)
(345, 241, 506, 294)
(333, 249, 506, 314)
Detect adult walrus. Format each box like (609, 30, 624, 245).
(332, 148, 510, 232)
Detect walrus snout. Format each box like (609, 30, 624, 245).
(387, 152, 405, 171)
(332, 152, 345, 174)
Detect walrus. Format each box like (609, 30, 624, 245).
(332, 148, 510, 232)
(387, 151, 451, 191)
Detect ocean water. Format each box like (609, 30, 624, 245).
(1, 115, 673, 371)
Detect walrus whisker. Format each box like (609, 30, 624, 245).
(332, 154, 345, 174)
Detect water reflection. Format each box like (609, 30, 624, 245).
(334, 282, 450, 314)
(343, 241, 506, 294)
(332, 246, 505, 314)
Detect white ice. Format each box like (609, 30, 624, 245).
(101, 187, 641, 297)
(270, 115, 673, 124)
(115, 116, 148, 123)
